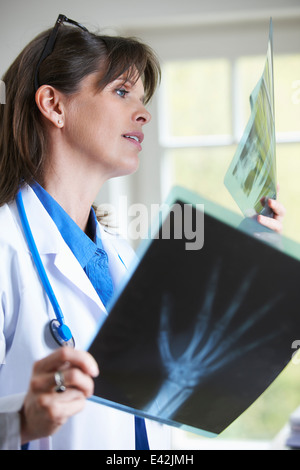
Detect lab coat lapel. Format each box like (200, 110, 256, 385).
(53, 245, 107, 315)
(19, 185, 107, 316)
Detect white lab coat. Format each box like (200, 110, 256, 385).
(0, 185, 170, 450)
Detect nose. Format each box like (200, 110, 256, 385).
(134, 104, 151, 125)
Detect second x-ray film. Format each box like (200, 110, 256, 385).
(88, 186, 300, 438)
(224, 19, 277, 218)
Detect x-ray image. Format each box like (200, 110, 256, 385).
(224, 19, 277, 218)
(145, 266, 281, 422)
(89, 189, 300, 437)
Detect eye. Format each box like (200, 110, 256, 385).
(116, 88, 129, 98)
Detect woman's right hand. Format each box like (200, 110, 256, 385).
(19, 348, 99, 445)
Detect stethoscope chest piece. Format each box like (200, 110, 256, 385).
(50, 319, 75, 348)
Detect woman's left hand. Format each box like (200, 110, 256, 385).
(257, 198, 286, 234)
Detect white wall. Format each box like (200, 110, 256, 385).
(1, 0, 299, 73)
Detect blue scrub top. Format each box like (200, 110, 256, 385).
(31, 182, 114, 307)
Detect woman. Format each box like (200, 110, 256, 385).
(0, 15, 285, 450)
(0, 14, 167, 450)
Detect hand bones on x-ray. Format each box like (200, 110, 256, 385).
(146, 260, 282, 420)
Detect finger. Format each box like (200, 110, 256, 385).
(31, 368, 95, 397)
(33, 389, 88, 430)
(43, 390, 87, 419)
(257, 214, 283, 234)
(53, 388, 87, 403)
(56, 368, 95, 397)
(33, 348, 99, 378)
(268, 199, 286, 220)
(52, 390, 88, 415)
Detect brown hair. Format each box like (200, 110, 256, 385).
(0, 24, 161, 205)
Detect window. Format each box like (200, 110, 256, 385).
(159, 53, 300, 244)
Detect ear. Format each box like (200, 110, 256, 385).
(35, 85, 64, 128)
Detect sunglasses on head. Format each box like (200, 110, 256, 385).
(34, 14, 88, 92)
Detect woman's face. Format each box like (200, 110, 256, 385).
(62, 71, 151, 179)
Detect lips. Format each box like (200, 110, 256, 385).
(122, 132, 144, 150)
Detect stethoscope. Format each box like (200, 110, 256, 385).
(16, 190, 75, 348)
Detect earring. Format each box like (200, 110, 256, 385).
(58, 120, 62, 124)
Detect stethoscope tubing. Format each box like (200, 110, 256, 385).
(16, 190, 68, 333)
